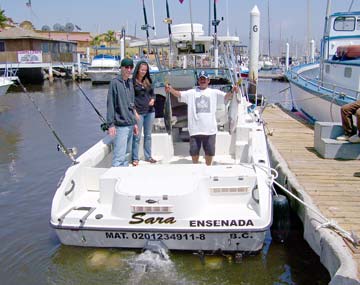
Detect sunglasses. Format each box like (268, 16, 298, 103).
(123, 66, 133, 69)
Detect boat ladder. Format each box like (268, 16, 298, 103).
(57, 206, 96, 227)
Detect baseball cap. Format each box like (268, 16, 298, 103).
(121, 58, 134, 67)
(198, 70, 209, 79)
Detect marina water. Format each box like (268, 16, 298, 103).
(0, 79, 330, 284)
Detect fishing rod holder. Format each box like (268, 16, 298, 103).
(163, 18, 172, 24)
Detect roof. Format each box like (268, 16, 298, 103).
(0, 27, 75, 43)
(36, 31, 92, 42)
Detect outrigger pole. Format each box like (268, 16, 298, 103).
(16, 79, 78, 164)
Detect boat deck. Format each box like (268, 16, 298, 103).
(263, 105, 360, 279)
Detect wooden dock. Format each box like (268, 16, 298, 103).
(262, 105, 360, 282)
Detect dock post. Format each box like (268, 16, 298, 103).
(72, 64, 76, 81)
(76, 53, 81, 80)
(248, 5, 260, 100)
(86, 47, 90, 64)
(49, 64, 54, 83)
(285, 43, 289, 71)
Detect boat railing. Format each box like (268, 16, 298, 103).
(288, 68, 360, 101)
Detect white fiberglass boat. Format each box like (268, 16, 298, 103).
(50, 67, 274, 253)
(85, 54, 120, 84)
(0, 77, 12, 96)
(286, 2, 360, 123)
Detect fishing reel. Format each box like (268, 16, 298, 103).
(101, 123, 109, 132)
(57, 144, 78, 157)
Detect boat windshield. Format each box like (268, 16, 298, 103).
(151, 68, 232, 89)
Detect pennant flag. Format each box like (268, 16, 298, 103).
(179, 0, 184, 3)
(26, 0, 31, 7)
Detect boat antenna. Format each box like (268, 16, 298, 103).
(164, 0, 173, 67)
(189, 0, 195, 50)
(16, 79, 78, 164)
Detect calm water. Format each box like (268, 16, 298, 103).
(0, 79, 330, 285)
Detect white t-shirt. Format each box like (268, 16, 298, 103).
(180, 87, 226, 136)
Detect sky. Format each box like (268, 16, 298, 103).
(1, 0, 360, 56)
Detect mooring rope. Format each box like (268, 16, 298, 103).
(254, 162, 359, 246)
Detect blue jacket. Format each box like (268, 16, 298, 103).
(106, 75, 137, 127)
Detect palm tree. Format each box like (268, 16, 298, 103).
(0, 9, 8, 29)
(90, 35, 101, 55)
(104, 30, 116, 55)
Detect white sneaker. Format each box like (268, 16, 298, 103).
(336, 135, 350, 141)
(349, 135, 360, 143)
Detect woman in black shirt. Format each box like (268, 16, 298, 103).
(131, 60, 157, 166)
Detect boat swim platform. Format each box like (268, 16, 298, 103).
(262, 105, 360, 285)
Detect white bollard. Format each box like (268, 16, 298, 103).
(120, 37, 125, 60)
(86, 47, 90, 64)
(310, 40, 315, 63)
(248, 5, 260, 97)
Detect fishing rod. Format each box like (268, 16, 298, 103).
(141, 0, 153, 56)
(74, 81, 109, 131)
(16, 79, 78, 164)
(165, 0, 173, 68)
(60, 62, 108, 131)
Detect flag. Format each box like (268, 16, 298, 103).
(26, 0, 31, 7)
(179, 0, 184, 3)
(75, 25, 82, 31)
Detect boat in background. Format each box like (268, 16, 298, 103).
(84, 54, 120, 84)
(286, 2, 360, 123)
(50, 65, 274, 253)
(0, 77, 13, 96)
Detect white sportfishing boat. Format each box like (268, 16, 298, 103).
(85, 54, 120, 84)
(50, 65, 274, 253)
(0, 77, 13, 96)
(286, 1, 360, 123)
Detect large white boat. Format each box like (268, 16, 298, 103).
(0, 77, 13, 96)
(85, 54, 120, 84)
(286, 2, 360, 123)
(50, 66, 274, 253)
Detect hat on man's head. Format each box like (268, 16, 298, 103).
(121, 58, 134, 67)
(198, 70, 209, 79)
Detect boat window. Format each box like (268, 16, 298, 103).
(344, 67, 352, 78)
(334, 16, 355, 31)
(0, 41, 5, 52)
(357, 19, 360, 30)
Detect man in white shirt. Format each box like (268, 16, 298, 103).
(165, 70, 238, 165)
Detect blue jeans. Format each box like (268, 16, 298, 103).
(112, 125, 134, 167)
(132, 112, 155, 161)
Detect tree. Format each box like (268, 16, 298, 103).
(0, 9, 8, 29)
(104, 30, 116, 55)
(90, 35, 101, 55)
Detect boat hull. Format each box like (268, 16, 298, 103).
(53, 227, 266, 252)
(85, 70, 119, 83)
